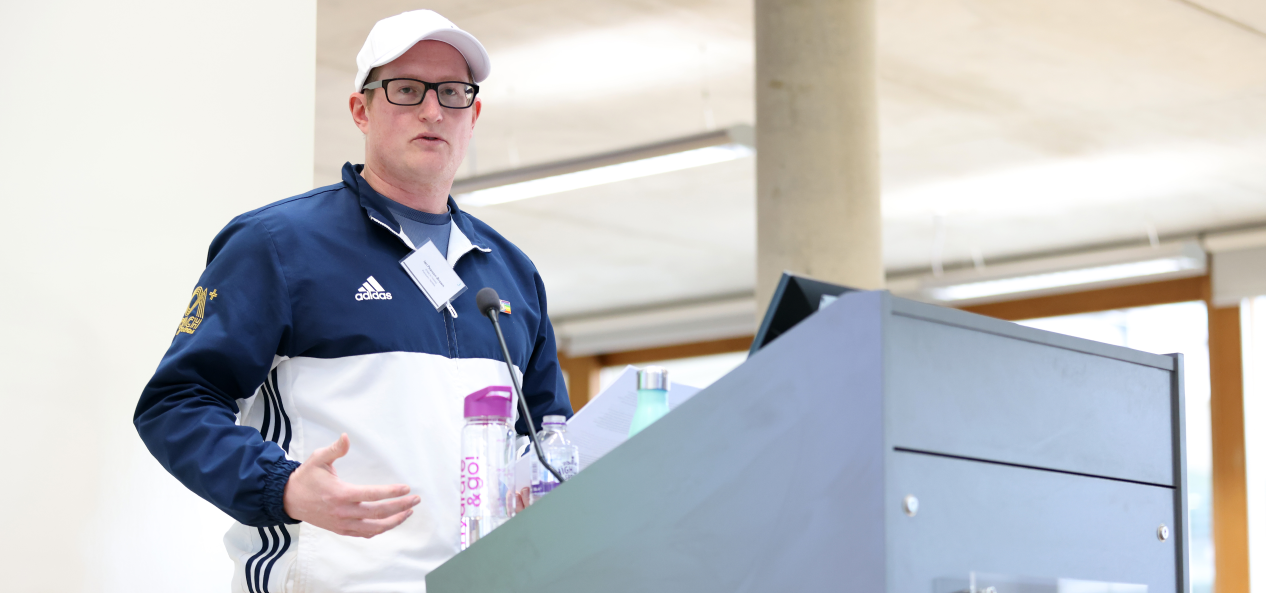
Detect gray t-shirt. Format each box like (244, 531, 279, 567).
(382, 197, 452, 258)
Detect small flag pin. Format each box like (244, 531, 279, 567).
(499, 300, 512, 314)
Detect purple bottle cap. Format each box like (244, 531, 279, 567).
(464, 386, 513, 419)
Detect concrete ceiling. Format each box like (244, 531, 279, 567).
(316, 0, 1266, 320)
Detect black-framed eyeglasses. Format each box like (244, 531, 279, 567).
(362, 78, 479, 109)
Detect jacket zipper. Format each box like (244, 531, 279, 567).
(369, 214, 473, 322)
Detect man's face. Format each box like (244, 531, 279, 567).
(351, 40, 481, 189)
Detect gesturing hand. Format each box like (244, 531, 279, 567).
(515, 487, 530, 513)
(282, 433, 420, 538)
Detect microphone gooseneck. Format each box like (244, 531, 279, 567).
(476, 287, 567, 485)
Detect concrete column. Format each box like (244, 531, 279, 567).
(755, 0, 883, 316)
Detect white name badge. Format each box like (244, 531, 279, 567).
(400, 240, 466, 313)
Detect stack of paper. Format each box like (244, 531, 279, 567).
(514, 365, 701, 487)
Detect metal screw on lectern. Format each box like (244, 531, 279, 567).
(1158, 524, 1170, 541)
(902, 495, 919, 517)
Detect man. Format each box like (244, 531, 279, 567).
(134, 10, 571, 592)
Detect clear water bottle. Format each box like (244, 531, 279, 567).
(628, 366, 670, 437)
(459, 386, 515, 551)
(530, 415, 579, 504)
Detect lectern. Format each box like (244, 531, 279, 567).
(428, 291, 1188, 592)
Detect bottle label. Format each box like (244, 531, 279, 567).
(531, 481, 558, 496)
(531, 454, 578, 497)
(459, 455, 482, 549)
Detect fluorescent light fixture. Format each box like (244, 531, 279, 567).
(554, 295, 756, 356)
(460, 144, 751, 206)
(453, 125, 754, 207)
(888, 241, 1207, 305)
(929, 257, 1201, 301)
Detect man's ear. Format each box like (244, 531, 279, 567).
(350, 92, 371, 134)
(470, 97, 482, 129)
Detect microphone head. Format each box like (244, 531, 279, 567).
(476, 287, 501, 316)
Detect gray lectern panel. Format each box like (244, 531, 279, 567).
(427, 291, 892, 593)
(428, 291, 1186, 593)
(886, 311, 1174, 486)
(886, 451, 1178, 592)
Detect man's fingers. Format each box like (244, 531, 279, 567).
(308, 433, 351, 465)
(515, 487, 529, 513)
(349, 495, 421, 520)
(354, 509, 414, 538)
(344, 482, 412, 502)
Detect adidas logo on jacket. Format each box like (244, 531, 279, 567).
(355, 276, 392, 300)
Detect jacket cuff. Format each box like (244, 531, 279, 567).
(263, 457, 302, 525)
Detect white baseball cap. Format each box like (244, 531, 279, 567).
(353, 10, 491, 92)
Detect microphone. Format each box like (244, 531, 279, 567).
(476, 287, 566, 485)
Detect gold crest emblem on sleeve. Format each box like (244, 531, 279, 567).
(176, 286, 209, 335)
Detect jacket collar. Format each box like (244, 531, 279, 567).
(341, 162, 491, 264)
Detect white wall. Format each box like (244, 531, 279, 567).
(0, 1, 315, 591)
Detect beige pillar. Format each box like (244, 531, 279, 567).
(755, 0, 883, 317)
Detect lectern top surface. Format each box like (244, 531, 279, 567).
(890, 297, 1177, 372)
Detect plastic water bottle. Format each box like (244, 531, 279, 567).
(530, 415, 579, 504)
(628, 366, 670, 437)
(459, 386, 515, 550)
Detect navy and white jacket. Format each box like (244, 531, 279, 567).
(134, 163, 571, 593)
